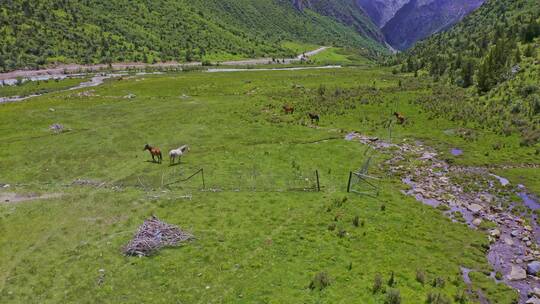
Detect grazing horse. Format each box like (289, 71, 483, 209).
(169, 145, 189, 165)
(283, 104, 294, 114)
(393, 112, 406, 125)
(143, 144, 163, 163)
(308, 113, 320, 124)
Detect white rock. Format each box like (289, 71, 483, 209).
(472, 218, 482, 226)
(489, 229, 501, 238)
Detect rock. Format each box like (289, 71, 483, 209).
(525, 225, 533, 232)
(527, 261, 540, 275)
(479, 194, 493, 203)
(508, 265, 527, 281)
(472, 218, 482, 226)
(511, 230, 520, 237)
(524, 237, 531, 242)
(532, 288, 540, 298)
(505, 237, 515, 246)
(467, 203, 483, 213)
(489, 229, 501, 238)
(526, 297, 540, 304)
(527, 241, 533, 247)
(516, 258, 524, 264)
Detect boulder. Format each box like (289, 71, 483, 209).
(531, 288, 540, 298)
(508, 265, 527, 281)
(467, 203, 483, 213)
(527, 261, 540, 275)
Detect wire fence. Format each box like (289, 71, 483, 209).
(124, 167, 321, 193)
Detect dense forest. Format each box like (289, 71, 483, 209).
(0, 0, 386, 71)
(396, 0, 540, 144)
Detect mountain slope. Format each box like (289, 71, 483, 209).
(292, 0, 385, 44)
(356, 0, 409, 28)
(382, 0, 485, 50)
(399, 0, 540, 143)
(0, 0, 386, 72)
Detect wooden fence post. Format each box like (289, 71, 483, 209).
(347, 171, 353, 193)
(316, 170, 320, 192)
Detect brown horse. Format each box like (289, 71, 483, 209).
(308, 113, 320, 124)
(283, 104, 294, 114)
(393, 112, 406, 125)
(143, 144, 163, 163)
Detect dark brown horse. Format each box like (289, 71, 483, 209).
(143, 144, 163, 163)
(308, 113, 320, 124)
(283, 104, 294, 114)
(393, 112, 406, 125)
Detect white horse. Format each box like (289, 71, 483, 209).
(169, 145, 189, 165)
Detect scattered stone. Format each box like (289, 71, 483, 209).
(472, 218, 482, 226)
(508, 265, 527, 281)
(49, 108, 55, 112)
(49, 123, 65, 134)
(527, 262, 540, 275)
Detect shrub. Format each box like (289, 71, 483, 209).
(337, 229, 347, 238)
(385, 289, 401, 304)
(454, 291, 468, 304)
(373, 274, 383, 294)
(381, 204, 386, 211)
(328, 223, 336, 231)
(309, 272, 332, 290)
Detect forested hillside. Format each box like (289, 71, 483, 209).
(397, 0, 540, 144)
(0, 0, 386, 72)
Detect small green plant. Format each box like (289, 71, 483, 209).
(388, 271, 396, 287)
(416, 269, 426, 285)
(328, 223, 336, 231)
(309, 272, 331, 291)
(373, 274, 383, 294)
(385, 289, 401, 304)
(353, 215, 360, 227)
(426, 292, 451, 304)
(454, 290, 468, 304)
(381, 204, 386, 211)
(432, 277, 445, 288)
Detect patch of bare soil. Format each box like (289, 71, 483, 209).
(0, 192, 62, 204)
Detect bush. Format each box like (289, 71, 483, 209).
(309, 272, 331, 290)
(388, 271, 396, 287)
(385, 289, 401, 304)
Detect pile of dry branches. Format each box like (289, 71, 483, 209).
(123, 216, 194, 256)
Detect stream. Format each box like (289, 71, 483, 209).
(347, 132, 540, 304)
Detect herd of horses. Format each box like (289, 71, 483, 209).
(282, 104, 405, 125)
(143, 107, 406, 164)
(143, 144, 189, 165)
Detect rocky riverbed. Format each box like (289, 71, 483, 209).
(347, 132, 540, 304)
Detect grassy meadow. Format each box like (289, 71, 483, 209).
(1, 66, 537, 303)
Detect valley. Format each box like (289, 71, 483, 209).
(1, 0, 539, 303)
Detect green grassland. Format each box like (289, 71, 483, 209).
(2, 66, 535, 303)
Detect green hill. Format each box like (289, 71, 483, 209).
(396, 0, 540, 144)
(0, 0, 386, 71)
